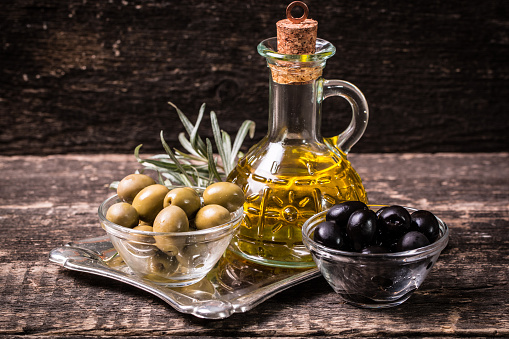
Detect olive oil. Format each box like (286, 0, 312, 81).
(228, 140, 367, 267)
(227, 35, 369, 268)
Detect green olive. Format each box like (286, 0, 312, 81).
(132, 224, 154, 244)
(194, 204, 231, 230)
(153, 205, 189, 232)
(177, 243, 209, 267)
(137, 219, 152, 226)
(153, 205, 189, 253)
(106, 202, 139, 228)
(203, 182, 245, 212)
(117, 174, 156, 204)
(132, 184, 169, 223)
(128, 225, 156, 252)
(163, 187, 201, 218)
(133, 225, 153, 232)
(146, 251, 179, 279)
(131, 224, 154, 243)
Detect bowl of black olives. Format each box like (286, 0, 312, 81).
(302, 201, 449, 308)
(99, 174, 245, 287)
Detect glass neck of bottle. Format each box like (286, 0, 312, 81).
(267, 76, 322, 144)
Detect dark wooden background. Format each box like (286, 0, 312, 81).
(1, 0, 508, 155)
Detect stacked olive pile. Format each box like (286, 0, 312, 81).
(106, 174, 245, 233)
(314, 201, 440, 253)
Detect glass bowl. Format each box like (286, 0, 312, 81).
(99, 194, 243, 287)
(302, 205, 449, 308)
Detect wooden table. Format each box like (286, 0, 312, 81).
(1, 153, 508, 337)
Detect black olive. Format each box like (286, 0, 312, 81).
(346, 209, 377, 251)
(410, 210, 440, 243)
(377, 205, 411, 239)
(375, 206, 389, 218)
(313, 221, 346, 250)
(361, 245, 388, 254)
(371, 275, 394, 289)
(373, 229, 400, 252)
(396, 231, 430, 251)
(326, 201, 368, 230)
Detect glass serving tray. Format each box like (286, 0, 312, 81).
(49, 236, 320, 319)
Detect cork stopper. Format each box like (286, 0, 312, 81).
(276, 1, 317, 55)
(271, 2, 321, 84)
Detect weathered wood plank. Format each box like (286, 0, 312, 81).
(0, 153, 508, 336)
(1, 1, 508, 155)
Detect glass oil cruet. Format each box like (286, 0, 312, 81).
(227, 1, 369, 268)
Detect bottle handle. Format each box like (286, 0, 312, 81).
(321, 79, 369, 154)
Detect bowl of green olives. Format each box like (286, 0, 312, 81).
(99, 175, 245, 287)
(302, 202, 449, 308)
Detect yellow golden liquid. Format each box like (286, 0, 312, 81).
(228, 139, 368, 267)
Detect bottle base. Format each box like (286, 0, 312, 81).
(228, 235, 317, 268)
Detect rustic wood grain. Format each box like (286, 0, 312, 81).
(0, 153, 508, 337)
(1, 1, 508, 155)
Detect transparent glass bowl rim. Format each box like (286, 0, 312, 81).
(257, 37, 336, 62)
(302, 205, 450, 259)
(98, 194, 243, 237)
